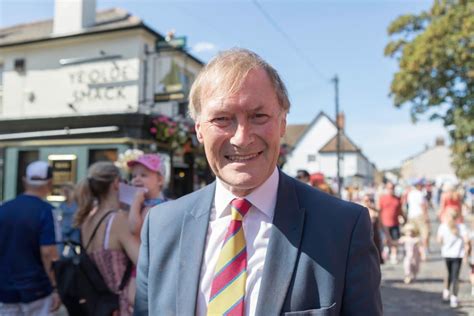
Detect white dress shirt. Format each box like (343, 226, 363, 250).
(196, 167, 279, 316)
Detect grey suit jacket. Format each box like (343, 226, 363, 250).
(134, 171, 382, 315)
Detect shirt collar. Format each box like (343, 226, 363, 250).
(215, 167, 279, 220)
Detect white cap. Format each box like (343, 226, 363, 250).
(25, 161, 53, 185)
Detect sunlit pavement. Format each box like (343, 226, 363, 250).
(381, 213, 474, 316)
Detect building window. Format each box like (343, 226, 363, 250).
(307, 154, 316, 162)
(14, 58, 25, 73)
(88, 149, 117, 166)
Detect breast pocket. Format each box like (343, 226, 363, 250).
(283, 303, 337, 316)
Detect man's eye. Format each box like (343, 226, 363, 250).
(251, 113, 269, 124)
(211, 117, 231, 126)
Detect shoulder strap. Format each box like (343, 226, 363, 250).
(85, 210, 116, 250)
(118, 261, 133, 291)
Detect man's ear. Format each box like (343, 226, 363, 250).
(195, 121, 204, 143)
(279, 113, 287, 138)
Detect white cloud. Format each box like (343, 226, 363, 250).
(192, 42, 217, 53)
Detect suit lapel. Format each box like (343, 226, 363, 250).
(255, 172, 306, 315)
(176, 182, 215, 315)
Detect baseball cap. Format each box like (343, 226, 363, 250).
(25, 161, 53, 185)
(127, 154, 165, 176)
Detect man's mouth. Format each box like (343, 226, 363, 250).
(225, 151, 263, 162)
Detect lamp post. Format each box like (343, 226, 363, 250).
(332, 75, 342, 197)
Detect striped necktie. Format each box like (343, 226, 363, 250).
(207, 198, 252, 316)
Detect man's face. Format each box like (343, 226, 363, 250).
(195, 68, 287, 196)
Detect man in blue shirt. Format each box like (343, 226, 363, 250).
(0, 161, 61, 315)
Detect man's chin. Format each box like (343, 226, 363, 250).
(218, 171, 264, 194)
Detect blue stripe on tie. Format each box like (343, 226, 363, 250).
(209, 269, 246, 302)
(224, 296, 244, 315)
(214, 247, 246, 279)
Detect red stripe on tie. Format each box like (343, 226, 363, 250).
(209, 249, 247, 300)
(231, 199, 251, 217)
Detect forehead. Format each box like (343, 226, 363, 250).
(201, 68, 279, 114)
(131, 164, 153, 173)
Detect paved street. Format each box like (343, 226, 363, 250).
(381, 216, 474, 315)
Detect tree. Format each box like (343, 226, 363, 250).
(385, 0, 473, 179)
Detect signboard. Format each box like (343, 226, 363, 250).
(156, 36, 187, 50)
(47, 154, 77, 201)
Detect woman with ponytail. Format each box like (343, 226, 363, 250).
(74, 161, 139, 315)
(437, 209, 469, 308)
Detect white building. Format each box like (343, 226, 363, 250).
(0, 0, 204, 200)
(282, 111, 376, 187)
(400, 138, 457, 185)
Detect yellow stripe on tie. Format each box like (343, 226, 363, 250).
(214, 229, 246, 273)
(207, 270, 246, 314)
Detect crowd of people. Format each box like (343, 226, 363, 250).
(295, 168, 474, 309)
(0, 153, 167, 315)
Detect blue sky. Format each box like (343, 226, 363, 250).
(0, 0, 448, 169)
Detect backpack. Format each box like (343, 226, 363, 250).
(52, 211, 132, 316)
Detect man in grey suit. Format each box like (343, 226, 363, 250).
(134, 48, 382, 315)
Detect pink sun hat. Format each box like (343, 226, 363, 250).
(127, 154, 165, 176)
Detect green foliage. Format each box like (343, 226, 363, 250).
(385, 0, 474, 179)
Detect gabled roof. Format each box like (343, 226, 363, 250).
(282, 111, 336, 149)
(281, 124, 307, 147)
(0, 8, 147, 47)
(0, 8, 203, 65)
(319, 132, 360, 153)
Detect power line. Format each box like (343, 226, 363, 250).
(252, 0, 329, 82)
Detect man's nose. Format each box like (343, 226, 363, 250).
(229, 120, 254, 147)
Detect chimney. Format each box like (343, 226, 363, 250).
(53, 0, 96, 35)
(336, 112, 345, 130)
(435, 136, 445, 146)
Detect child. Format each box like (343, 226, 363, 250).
(437, 209, 469, 308)
(127, 153, 166, 236)
(126, 153, 166, 310)
(399, 223, 421, 284)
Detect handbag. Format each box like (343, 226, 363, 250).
(53, 211, 132, 316)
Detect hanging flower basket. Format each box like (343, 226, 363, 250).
(150, 115, 195, 150)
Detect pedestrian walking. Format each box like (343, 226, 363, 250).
(74, 161, 140, 315)
(406, 180, 430, 260)
(378, 182, 404, 264)
(468, 216, 474, 296)
(438, 182, 463, 224)
(0, 161, 61, 315)
(56, 183, 80, 255)
(437, 209, 469, 308)
(399, 223, 422, 284)
(362, 194, 384, 264)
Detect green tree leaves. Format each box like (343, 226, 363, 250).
(385, 0, 474, 179)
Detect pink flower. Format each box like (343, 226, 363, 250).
(150, 127, 157, 134)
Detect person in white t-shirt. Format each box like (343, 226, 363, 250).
(407, 181, 430, 260)
(437, 209, 469, 308)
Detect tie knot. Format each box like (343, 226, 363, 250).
(230, 198, 252, 221)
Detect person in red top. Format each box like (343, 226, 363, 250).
(438, 182, 463, 224)
(378, 182, 404, 264)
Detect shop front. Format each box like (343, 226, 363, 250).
(0, 113, 211, 202)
